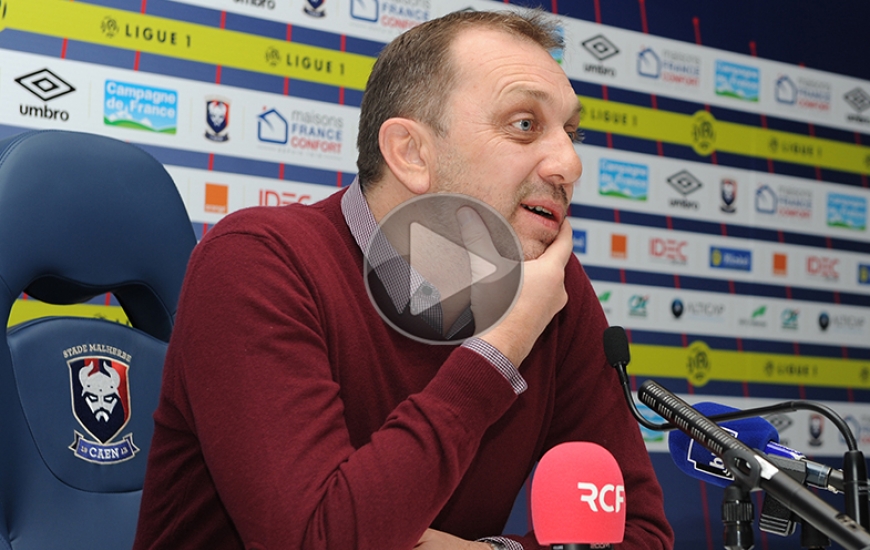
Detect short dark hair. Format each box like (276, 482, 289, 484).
(355, 10, 563, 192)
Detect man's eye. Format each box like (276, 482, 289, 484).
(514, 119, 534, 132)
(568, 128, 585, 144)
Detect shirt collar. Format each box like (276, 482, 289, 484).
(340, 177, 429, 314)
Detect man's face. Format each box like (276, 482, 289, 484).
(429, 29, 583, 260)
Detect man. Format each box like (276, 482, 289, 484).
(134, 9, 673, 550)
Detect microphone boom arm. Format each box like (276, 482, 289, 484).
(638, 380, 870, 550)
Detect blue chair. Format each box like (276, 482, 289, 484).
(0, 130, 196, 549)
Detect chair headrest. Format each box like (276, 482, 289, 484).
(7, 317, 167, 492)
(0, 130, 196, 341)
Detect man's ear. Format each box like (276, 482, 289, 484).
(378, 117, 433, 195)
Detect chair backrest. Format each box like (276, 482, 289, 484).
(0, 130, 196, 550)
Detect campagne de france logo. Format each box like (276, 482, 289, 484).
(66, 344, 137, 464)
(827, 192, 867, 231)
(715, 60, 759, 103)
(104, 80, 178, 134)
(598, 158, 649, 201)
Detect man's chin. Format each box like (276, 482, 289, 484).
(521, 238, 550, 261)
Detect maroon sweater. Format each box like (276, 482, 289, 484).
(133, 189, 673, 550)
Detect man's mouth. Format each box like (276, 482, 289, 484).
(521, 203, 558, 222)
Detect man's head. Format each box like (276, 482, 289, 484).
(357, 10, 566, 191)
(357, 10, 583, 259)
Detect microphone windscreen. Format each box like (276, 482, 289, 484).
(603, 326, 630, 366)
(668, 402, 780, 487)
(531, 442, 626, 545)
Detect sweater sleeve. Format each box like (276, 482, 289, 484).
(510, 259, 674, 550)
(142, 226, 522, 550)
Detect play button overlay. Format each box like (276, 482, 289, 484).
(364, 193, 523, 345)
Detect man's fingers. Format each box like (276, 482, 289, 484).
(540, 219, 574, 267)
(456, 206, 498, 257)
(457, 206, 519, 283)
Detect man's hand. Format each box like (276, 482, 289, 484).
(456, 206, 522, 333)
(415, 528, 494, 549)
(472, 218, 573, 366)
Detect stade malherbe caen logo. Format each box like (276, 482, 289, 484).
(205, 97, 230, 142)
(66, 345, 138, 465)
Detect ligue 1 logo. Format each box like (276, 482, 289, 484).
(68, 356, 138, 464)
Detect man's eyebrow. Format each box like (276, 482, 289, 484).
(505, 87, 582, 122)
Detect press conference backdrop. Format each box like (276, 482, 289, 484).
(2, 0, 869, 547)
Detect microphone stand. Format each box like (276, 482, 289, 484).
(603, 326, 870, 531)
(637, 379, 870, 550)
(722, 483, 755, 550)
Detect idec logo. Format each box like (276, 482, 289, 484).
(806, 255, 839, 281)
(649, 238, 687, 265)
(611, 234, 627, 259)
(773, 253, 788, 276)
(205, 183, 229, 214)
(258, 189, 312, 206)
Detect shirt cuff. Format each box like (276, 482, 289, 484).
(461, 338, 527, 395)
(477, 536, 524, 550)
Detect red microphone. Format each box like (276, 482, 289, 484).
(531, 442, 626, 550)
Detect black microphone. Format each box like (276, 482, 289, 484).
(669, 402, 844, 494)
(603, 326, 664, 432)
(604, 325, 869, 531)
(637, 379, 870, 550)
